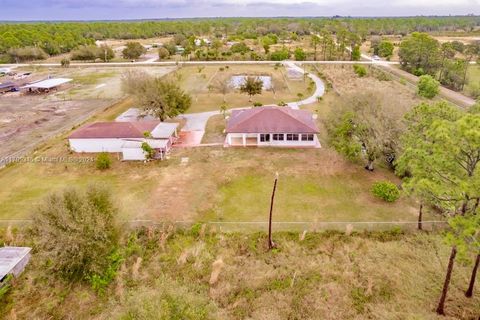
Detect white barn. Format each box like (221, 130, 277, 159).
(68, 121, 179, 160)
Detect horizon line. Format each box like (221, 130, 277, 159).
(0, 14, 478, 23)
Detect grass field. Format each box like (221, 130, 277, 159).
(164, 64, 312, 113)
(1, 229, 478, 319)
(0, 64, 432, 227)
(465, 65, 480, 98)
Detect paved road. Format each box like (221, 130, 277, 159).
(284, 61, 325, 109)
(0, 60, 402, 68)
(348, 48, 477, 108)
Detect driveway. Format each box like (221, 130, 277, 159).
(284, 61, 325, 109)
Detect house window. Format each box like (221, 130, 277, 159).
(260, 134, 270, 142)
(286, 134, 299, 141)
(301, 134, 314, 141)
(272, 134, 284, 141)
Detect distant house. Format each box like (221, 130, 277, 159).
(225, 106, 320, 148)
(0, 247, 31, 285)
(68, 121, 179, 160)
(194, 38, 211, 46)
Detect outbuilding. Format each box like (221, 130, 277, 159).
(21, 78, 72, 93)
(68, 121, 179, 160)
(0, 247, 31, 285)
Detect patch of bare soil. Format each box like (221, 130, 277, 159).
(0, 95, 113, 159)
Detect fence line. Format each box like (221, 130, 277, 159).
(0, 219, 446, 232)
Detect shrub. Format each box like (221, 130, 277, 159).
(417, 75, 440, 99)
(353, 64, 367, 77)
(371, 181, 400, 202)
(158, 47, 170, 60)
(96, 152, 111, 170)
(467, 82, 480, 99)
(253, 101, 263, 107)
(33, 185, 119, 281)
(60, 58, 70, 68)
(270, 49, 290, 61)
(8, 46, 48, 62)
(141, 142, 155, 159)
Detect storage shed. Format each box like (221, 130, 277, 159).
(0, 247, 31, 283)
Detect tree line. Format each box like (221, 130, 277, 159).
(1, 16, 479, 61)
(398, 32, 480, 94)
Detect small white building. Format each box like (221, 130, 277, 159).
(225, 106, 320, 148)
(68, 121, 179, 160)
(0, 247, 31, 284)
(194, 38, 211, 46)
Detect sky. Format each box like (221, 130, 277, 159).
(0, 0, 478, 21)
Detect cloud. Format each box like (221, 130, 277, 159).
(0, 0, 478, 20)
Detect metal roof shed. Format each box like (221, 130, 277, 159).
(0, 247, 31, 282)
(21, 78, 72, 90)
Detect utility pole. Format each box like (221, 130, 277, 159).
(268, 172, 279, 250)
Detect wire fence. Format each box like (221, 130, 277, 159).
(127, 220, 448, 232)
(0, 219, 447, 232)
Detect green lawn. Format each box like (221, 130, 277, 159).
(465, 65, 480, 98)
(202, 168, 423, 225)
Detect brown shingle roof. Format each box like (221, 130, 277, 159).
(69, 121, 160, 139)
(226, 106, 319, 134)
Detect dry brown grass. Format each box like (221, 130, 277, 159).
(2, 229, 478, 319)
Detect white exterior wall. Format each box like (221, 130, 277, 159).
(226, 133, 319, 148)
(122, 148, 147, 161)
(69, 138, 125, 153)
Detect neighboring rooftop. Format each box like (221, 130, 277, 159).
(226, 106, 319, 134)
(69, 121, 178, 139)
(0, 247, 31, 280)
(69, 121, 160, 139)
(115, 108, 156, 122)
(21, 78, 72, 89)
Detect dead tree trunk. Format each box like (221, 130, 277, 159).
(268, 173, 278, 250)
(465, 253, 480, 298)
(436, 246, 457, 315)
(418, 203, 423, 231)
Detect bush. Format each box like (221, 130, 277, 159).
(8, 46, 48, 62)
(33, 185, 119, 281)
(417, 75, 440, 99)
(96, 152, 111, 170)
(353, 64, 367, 77)
(230, 42, 249, 54)
(467, 82, 480, 99)
(270, 49, 290, 61)
(123, 42, 147, 60)
(60, 58, 70, 68)
(371, 181, 400, 202)
(70, 45, 100, 61)
(253, 101, 263, 107)
(158, 47, 169, 60)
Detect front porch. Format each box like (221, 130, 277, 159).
(226, 133, 321, 148)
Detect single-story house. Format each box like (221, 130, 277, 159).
(225, 106, 321, 148)
(68, 121, 179, 160)
(0, 247, 31, 285)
